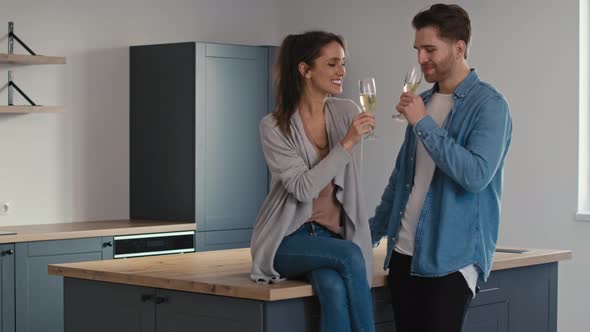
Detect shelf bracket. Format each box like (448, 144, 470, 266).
(8, 21, 37, 56)
(7, 71, 37, 106)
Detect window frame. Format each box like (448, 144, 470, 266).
(577, 0, 590, 220)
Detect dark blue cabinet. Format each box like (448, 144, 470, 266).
(64, 278, 155, 332)
(0, 244, 15, 332)
(14, 237, 113, 332)
(130, 43, 275, 251)
(64, 278, 264, 332)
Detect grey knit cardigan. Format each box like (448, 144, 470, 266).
(250, 97, 374, 284)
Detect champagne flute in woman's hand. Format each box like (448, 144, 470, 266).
(359, 77, 377, 140)
(393, 65, 422, 122)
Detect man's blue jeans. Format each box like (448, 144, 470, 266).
(274, 222, 375, 332)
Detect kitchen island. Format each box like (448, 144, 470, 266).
(49, 243, 571, 332)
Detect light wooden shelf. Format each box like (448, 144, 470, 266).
(0, 105, 63, 113)
(0, 53, 66, 65)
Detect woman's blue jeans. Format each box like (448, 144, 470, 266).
(274, 222, 375, 332)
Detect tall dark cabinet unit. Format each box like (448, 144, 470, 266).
(130, 42, 275, 251)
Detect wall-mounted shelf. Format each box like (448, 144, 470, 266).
(0, 53, 66, 65)
(0, 21, 66, 114)
(0, 106, 63, 113)
(1, 22, 66, 113)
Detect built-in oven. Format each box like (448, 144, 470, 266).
(113, 230, 195, 259)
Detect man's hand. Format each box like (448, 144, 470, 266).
(396, 92, 427, 126)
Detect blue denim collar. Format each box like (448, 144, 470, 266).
(422, 69, 479, 103)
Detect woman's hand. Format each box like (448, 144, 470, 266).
(340, 112, 375, 151)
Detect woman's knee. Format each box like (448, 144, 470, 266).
(338, 242, 366, 274)
(309, 269, 348, 303)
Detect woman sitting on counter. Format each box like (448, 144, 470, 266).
(249, 30, 376, 332)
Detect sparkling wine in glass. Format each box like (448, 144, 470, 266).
(393, 65, 422, 122)
(359, 77, 377, 140)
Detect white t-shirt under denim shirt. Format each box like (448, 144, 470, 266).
(394, 92, 478, 297)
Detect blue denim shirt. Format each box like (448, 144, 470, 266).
(369, 69, 512, 282)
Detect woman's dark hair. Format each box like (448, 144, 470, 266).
(273, 31, 346, 136)
(412, 4, 471, 59)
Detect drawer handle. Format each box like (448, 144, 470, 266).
(102, 241, 113, 248)
(1, 249, 14, 256)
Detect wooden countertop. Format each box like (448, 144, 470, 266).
(0, 220, 195, 243)
(48, 243, 572, 301)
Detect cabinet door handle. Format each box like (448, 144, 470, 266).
(155, 296, 168, 304)
(1, 249, 14, 256)
(141, 294, 154, 302)
(102, 241, 113, 248)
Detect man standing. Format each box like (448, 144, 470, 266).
(370, 4, 512, 332)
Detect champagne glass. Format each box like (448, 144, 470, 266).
(359, 77, 377, 140)
(393, 65, 422, 122)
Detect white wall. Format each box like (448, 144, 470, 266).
(278, 0, 585, 331)
(0, 0, 586, 330)
(0, 0, 279, 225)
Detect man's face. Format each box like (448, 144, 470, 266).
(414, 26, 461, 84)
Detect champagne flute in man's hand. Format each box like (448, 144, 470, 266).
(393, 65, 422, 122)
